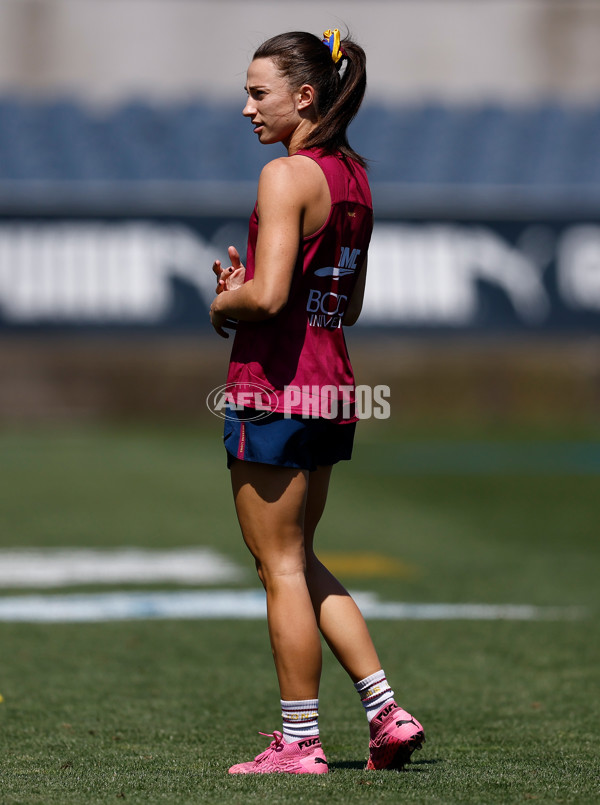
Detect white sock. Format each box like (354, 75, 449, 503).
(281, 698, 319, 743)
(354, 670, 395, 723)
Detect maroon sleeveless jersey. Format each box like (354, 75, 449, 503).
(226, 148, 373, 421)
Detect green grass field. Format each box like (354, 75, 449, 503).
(0, 423, 599, 804)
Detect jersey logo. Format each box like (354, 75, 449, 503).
(314, 246, 361, 278)
(314, 266, 354, 278)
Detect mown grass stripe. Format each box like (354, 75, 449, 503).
(0, 548, 245, 587)
(0, 589, 587, 623)
(361, 441, 600, 474)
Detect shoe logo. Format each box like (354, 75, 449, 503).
(376, 704, 396, 722)
(396, 718, 417, 728)
(314, 758, 328, 765)
(298, 737, 321, 750)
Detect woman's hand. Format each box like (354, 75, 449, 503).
(213, 246, 246, 294)
(210, 245, 244, 337)
(210, 296, 238, 339)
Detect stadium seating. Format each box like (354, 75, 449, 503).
(0, 97, 599, 196)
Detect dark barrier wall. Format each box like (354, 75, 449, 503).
(1, 210, 600, 334)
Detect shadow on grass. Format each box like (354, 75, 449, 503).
(329, 757, 443, 772)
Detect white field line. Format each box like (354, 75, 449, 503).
(0, 589, 587, 623)
(0, 549, 245, 587)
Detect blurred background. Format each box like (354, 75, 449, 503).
(0, 0, 599, 430)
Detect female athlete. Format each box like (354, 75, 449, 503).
(209, 29, 424, 774)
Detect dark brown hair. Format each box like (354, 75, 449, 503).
(253, 30, 367, 166)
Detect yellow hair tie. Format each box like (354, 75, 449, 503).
(322, 28, 343, 64)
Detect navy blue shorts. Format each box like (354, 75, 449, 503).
(223, 408, 356, 471)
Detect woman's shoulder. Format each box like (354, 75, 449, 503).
(259, 154, 322, 181)
(257, 154, 327, 200)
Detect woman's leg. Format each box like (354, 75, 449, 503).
(303, 465, 382, 683)
(230, 459, 322, 701)
(302, 465, 426, 772)
(229, 459, 425, 774)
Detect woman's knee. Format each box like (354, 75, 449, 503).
(255, 555, 307, 589)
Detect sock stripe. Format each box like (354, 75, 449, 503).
(282, 714, 318, 724)
(360, 685, 389, 701)
(281, 699, 319, 741)
(355, 670, 395, 723)
(355, 671, 388, 692)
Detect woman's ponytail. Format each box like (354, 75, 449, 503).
(303, 36, 367, 165)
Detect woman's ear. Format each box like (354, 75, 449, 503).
(297, 83, 316, 112)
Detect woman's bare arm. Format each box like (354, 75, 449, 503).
(210, 158, 311, 336)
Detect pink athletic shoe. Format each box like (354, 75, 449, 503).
(366, 700, 425, 770)
(228, 731, 329, 775)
